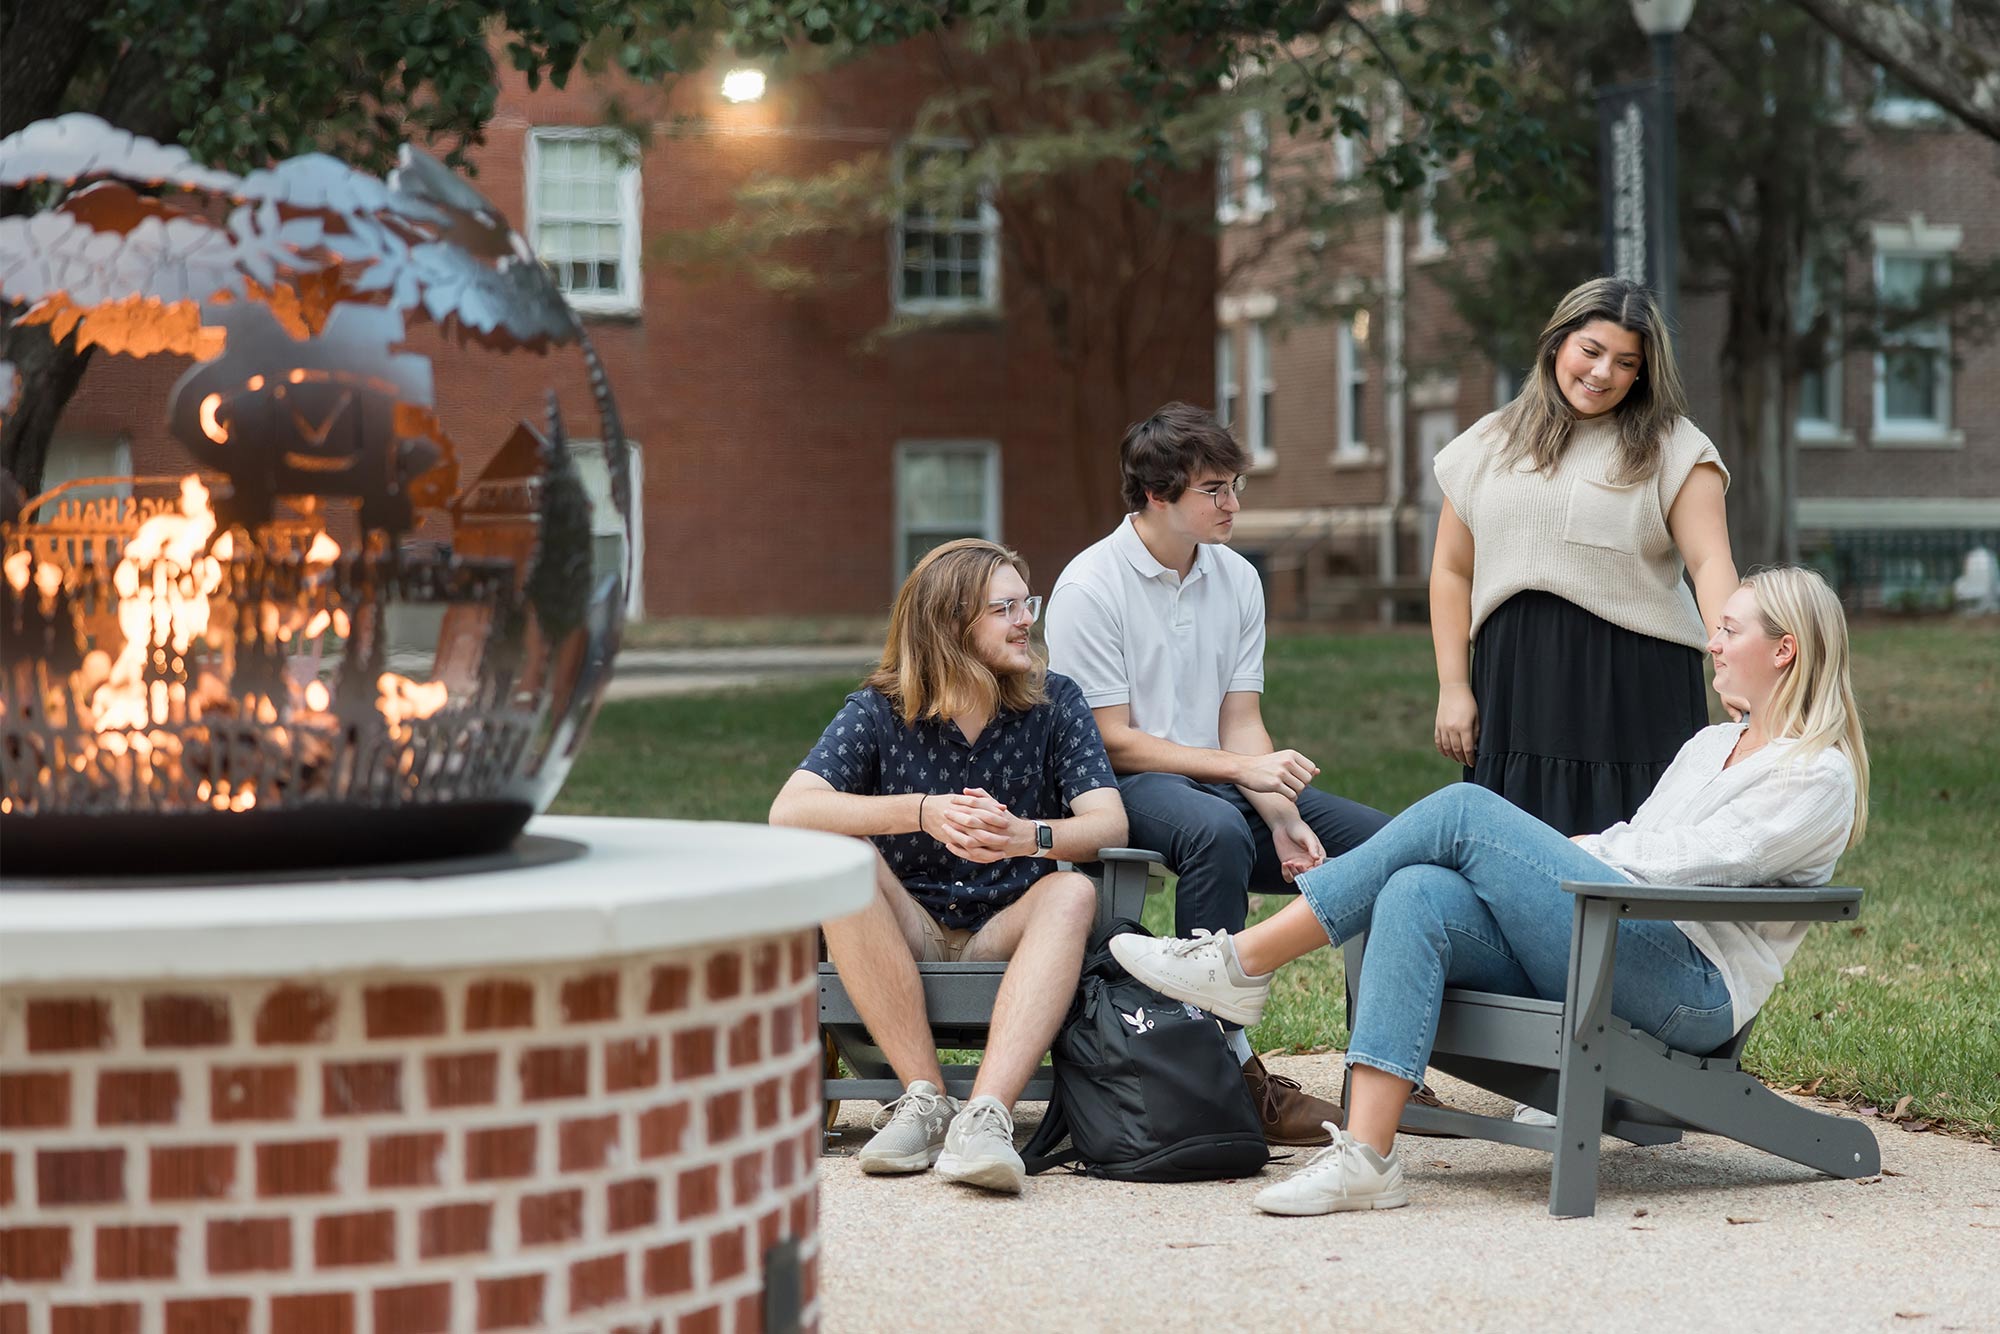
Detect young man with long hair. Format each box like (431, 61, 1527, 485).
(771, 539, 1126, 1195)
(1044, 402, 1392, 1146)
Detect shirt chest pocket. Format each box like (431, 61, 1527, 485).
(1562, 477, 1652, 554)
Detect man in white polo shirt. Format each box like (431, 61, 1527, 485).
(1045, 401, 1390, 1145)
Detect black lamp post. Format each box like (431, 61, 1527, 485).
(1630, 0, 1695, 334)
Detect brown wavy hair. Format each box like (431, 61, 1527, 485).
(1495, 276, 1690, 483)
(1119, 401, 1251, 512)
(865, 538, 1048, 726)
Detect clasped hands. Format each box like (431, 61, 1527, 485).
(919, 787, 1035, 863)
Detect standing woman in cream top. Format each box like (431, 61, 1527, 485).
(1430, 277, 1739, 835)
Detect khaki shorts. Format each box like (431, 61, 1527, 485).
(914, 908, 980, 963)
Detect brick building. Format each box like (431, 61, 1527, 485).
(1214, 58, 2000, 618)
(43, 47, 1215, 619)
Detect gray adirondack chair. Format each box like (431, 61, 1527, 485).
(819, 848, 1161, 1124)
(1340, 879, 1880, 1217)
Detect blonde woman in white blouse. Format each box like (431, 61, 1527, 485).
(1111, 567, 1869, 1217)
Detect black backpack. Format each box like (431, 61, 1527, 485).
(1021, 918, 1271, 1182)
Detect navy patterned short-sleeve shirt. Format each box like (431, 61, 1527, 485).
(798, 671, 1116, 931)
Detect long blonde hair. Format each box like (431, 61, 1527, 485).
(1496, 276, 1691, 484)
(1743, 566, 1871, 848)
(866, 538, 1047, 726)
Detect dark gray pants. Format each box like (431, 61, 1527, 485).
(1118, 771, 1391, 938)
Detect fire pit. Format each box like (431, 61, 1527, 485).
(0, 115, 630, 874)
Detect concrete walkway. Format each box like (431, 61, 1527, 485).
(604, 645, 875, 700)
(817, 1057, 1999, 1332)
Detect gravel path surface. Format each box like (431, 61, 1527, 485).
(818, 1056, 1999, 1332)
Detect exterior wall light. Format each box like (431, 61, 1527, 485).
(720, 68, 767, 103)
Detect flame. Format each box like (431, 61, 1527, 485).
(378, 672, 448, 739)
(91, 477, 223, 732)
(198, 392, 228, 443)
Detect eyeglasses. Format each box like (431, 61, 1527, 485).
(985, 596, 1043, 625)
(1189, 476, 1248, 507)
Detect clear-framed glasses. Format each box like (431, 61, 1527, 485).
(985, 595, 1043, 625)
(1189, 476, 1248, 507)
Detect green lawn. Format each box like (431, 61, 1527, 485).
(555, 622, 2000, 1136)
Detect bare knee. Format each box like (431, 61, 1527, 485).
(1035, 870, 1099, 936)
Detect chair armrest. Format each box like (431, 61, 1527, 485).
(1560, 881, 1863, 925)
(1095, 847, 1164, 864)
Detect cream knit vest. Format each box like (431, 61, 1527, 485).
(1433, 411, 1728, 649)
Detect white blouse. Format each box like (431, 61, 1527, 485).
(1573, 722, 1859, 1026)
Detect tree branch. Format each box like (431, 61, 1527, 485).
(1790, 0, 2000, 141)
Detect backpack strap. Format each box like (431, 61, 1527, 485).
(1020, 1064, 1079, 1175)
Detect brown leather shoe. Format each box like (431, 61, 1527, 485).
(1242, 1054, 1342, 1146)
(1395, 1082, 1459, 1138)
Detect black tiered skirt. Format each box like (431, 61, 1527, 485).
(1466, 590, 1707, 838)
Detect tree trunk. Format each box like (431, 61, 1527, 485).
(0, 320, 93, 496)
(1716, 313, 1796, 570)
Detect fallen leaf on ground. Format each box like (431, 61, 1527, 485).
(1165, 1242, 1222, 1249)
(1840, 964, 1869, 976)
(1633, 1208, 1650, 1218)
(1882, 1168, 1905, 1177)
(1856, 1176, 1884, 1185)
(1726, 1216, 1764, 1225)
(1427, 1160, 1452, 1169)
(1890, 1095, 1915, 1121)
(1894, 1312, 1929, 1320)
(1970, 1222, 2000, 1230)
(1800, 1076, 1825, 1096)
(1902, 1120, 1933, 1134)
(1630, 1225, 1655, 1231)
(1848, 925, 1866, 937)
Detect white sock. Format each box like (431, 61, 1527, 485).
(1225, 1027, 1255, 1064)
(1220, 932, 1270, 983)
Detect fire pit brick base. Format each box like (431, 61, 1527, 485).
(0, 932, 823, 1334)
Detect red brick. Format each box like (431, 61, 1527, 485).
(26, 999, 110, 1052)
(255, 984, 336, 1045)
(3, 1072, 74, 1137)
(465, 1125, 537, 1181)
(569, 1252, 629, 1313)
(96, 1069, 180, 1125)
(150, 1144, 235, 1201)
(51, 1305, 140, 1334)
(143, 994, 231, 1048)
(607, 1177, 658, 1231)
(517, 1188, 584, 1246)
(425, 1051, 498, 1108)
(789, 1191, 814, 1237)
(758, 1206, 783, 1253)
(210, 1064, 296, 1122)
(464, 980, 534, 1030)
(314, 1210, 395, 1268)
(706, 1090, 742, 1145)
(646, 965, 691, 1012)
(322, 1059, 402, 1116)
(735, 1295, 762, 1333)
(363, 985, 445, 1039)
(268, 1293, 353, 1334)
(726, 1014, 762, 1068)
(638, 1102, 690, 1158)
(369, 1131, 445, 1189)
(671, 1029, 715, 1080)
(709, 1225, 747, 1282)
(37, 1147, 123, 1206)
(732, 1149, 765, 1207)
(519, 1045, 588, 1101)
(0, 1305, 23, 1334)
(677, 1307, 722, 1334)
(559, 1114, 621, 1171)
(605, 1036, 659, 1092)
(0, 1226, 72, 1281)
(770, 997, 798, 1055)
(374, 1284, 450, 1334)
(704, 952, 742, 1001)
(751, 942, 782, 993)
(644, 1240, 694, 1296)
(773, 1136, 798, 1188)
(205, 1218, 290, 1274)
(94, 1225, 176, 1281)
(0, 1151, 12, 1207)
(417, 1201, 491, 1259)
(753, 1077, 783, 1130)
(164, 1298, 251, 1334)
(676, 1164, 719, 1221)
(256, 1139, 339, 1197)
(560, 971, 620, 1023)
(476, 1274, 545, 1330)
(790, 1063, 815, 1116)
(790, 933, 813, 983)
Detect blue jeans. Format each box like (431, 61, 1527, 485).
(1292, 783, 1736, 1086)
(1118, 772, 1391, 938)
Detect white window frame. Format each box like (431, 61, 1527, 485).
(40, 433, 134, 503)
(892, 139, 1001, 317)
(1218, 111, 1272, 223)
(1872, 228, 1959, 445)
(1873, 0, 1952, 125)
(1336, 320, 1369, 459)
(524, 127, 642, 316)
(1216, 327, 1239, 429)
(893, 440, 1001, 583)
(1245, 320, 1276, 467)
(1795, 257, 1847, 446)
(566, 438, 647, 619)
(1413, 171, 1447, 261)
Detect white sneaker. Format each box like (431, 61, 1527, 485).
(857, 1080, 959, 1174)
(1512, 1104, 1557, 1128)
(1107, 929, 1272, 1026)
(935, 1095, 1026, 1194)
(1253, 1124, 1409, 1215)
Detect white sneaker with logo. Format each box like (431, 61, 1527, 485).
(1107, 929, 1272, 1026)
(935, 1095, 1026, 1194)
(857, 1080, 959, 1174)
(1253, 1124, 1408, 1215)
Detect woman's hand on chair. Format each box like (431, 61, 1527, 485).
(1435, 684, 1479, 766)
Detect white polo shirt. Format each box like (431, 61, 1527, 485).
(1045, 515, 1265, 751)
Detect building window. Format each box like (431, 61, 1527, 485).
(1216, 328, 1239, 429)
(1873, 0, 1951, 124)
(1493, 363, 1527, 408)
(35, 434, 133, 509)
(1796, 258, 1843, 442)
(1217, 111, 1272, 223)
(568, 439, 646, 618)
(1414, 173, 1447, 260)
(895, 441, 1000, 579)
(1337, 317, 1369, 457)
(1874, 250, 1952, 437)
(1245, 320, 1276, 465)
(894, 141, 1000, 315)
(526, 128, 641, 315)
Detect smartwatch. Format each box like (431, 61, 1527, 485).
(1033, 821, 1054, 856)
